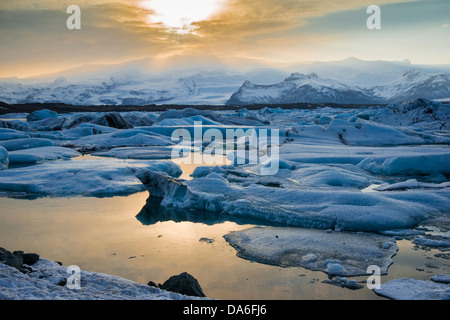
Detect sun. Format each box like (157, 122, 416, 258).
(139, 0, 227, 34)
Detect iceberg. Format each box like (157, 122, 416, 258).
(136, 165, 450, 232)
(65, 129, 173, 150)
(0, 131, 30, 140)
(374, 179, 450, 191)
(373, 278, 450, 300)
(0, 138, 54, 151)
(0, 159, 181, 198)
(26, 109, 58, 122)
(8, 146, 80, 165)
(358, 154, 450, 176)
(224, 226, 398, 276)
(93, 146, 179, 160)
(0, 146, 8, 170)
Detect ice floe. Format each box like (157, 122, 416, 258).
(8, 146, 80, 165)
(374, 277, 450, 300)
(0, 138, 54, 151)
(0, 159, 181, 197)
(0, 146, 8, 170)
(224, 226, 398, 276)
(93, 146, 178, 160)
(137, 165, 450, 232)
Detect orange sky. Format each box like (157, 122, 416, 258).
(1, 0, 449, 78)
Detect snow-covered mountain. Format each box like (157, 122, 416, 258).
(370, 70, 450, 102)
(1, 57, 449, 106)
(0, 74, 201, 106)
(227, 73, 377, 105)
(227, 70, 450, 105)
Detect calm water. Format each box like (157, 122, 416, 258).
(0, 157, 448, 300)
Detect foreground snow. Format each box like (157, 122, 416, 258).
(0, 259, 204, 300)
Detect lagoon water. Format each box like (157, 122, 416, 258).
(0, 157, 447, 300)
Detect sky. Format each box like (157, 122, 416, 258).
(0, 0, 449, 78)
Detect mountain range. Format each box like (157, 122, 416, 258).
(0, 57, 449, 106)
(227, 70, 450, 105)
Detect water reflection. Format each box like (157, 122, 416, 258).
(136, 196, 283, 227)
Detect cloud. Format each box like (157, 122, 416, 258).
(0, 0, 444, 77)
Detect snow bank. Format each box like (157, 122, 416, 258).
(0, 159, 181, 197)
(374, 278, 450, 300)
(224, 227, 398, 276)
(0, 259, 204, 300)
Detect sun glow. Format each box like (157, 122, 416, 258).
(140, 0, 227, 34)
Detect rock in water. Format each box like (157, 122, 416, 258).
(160, 272, 206, 297)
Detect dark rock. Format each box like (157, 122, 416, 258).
(56, 279, 67, 286)
(13, 250, 24, 257)
(160, 272, 206, 297)
(147, 281, 159, 288)
(23, 253, 40, 266)
(0, 247, 12, 261)
(5, 254, 23, 269)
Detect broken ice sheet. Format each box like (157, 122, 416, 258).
(224, 226, 398, 277)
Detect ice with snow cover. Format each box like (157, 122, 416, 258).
(224, 226, 398, 277)
(374, 278, 450, 300)
(136, 165, 450, 232)
(0, 159, 181, 197)
(0, 259, 206, 300)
